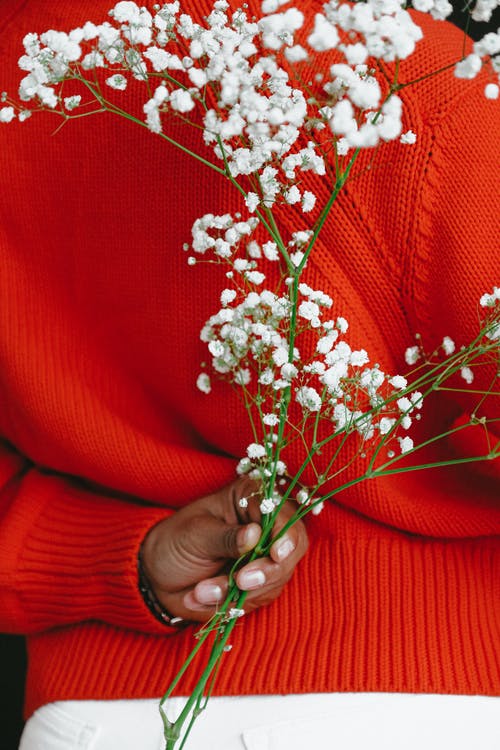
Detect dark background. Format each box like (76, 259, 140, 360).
(1, 5, 498, 749)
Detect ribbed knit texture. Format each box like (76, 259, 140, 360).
(0, 0, 498, 719)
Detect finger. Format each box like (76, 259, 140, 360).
(188, 575, 286, 617)
(236, 558, 280, 591)
(192, 576, 229, 605)
(187, 513, 261, 562)
(268, 508, 308, 564)
(226, 477, 265, 524)
(158, 581, 226, 624)
(181, 582, 283, 620)
(237, 493, 303, 561)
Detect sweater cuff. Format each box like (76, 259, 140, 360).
(0, 469, 174, 635)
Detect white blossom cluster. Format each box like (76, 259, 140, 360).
(193, 213, 425, 464)
(455, 28, 500, 99)
(2, 1, 497, 519)
(190, 213, 259, 258)
(480, 286, 500, 340)
(403, 289, 499, 386)
(3, 0, 498, 193)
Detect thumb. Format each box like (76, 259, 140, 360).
(188, 514, 261, 562)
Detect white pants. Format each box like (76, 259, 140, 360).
(20, 693, 500, 750)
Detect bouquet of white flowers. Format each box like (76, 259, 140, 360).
(2, 1, 499, 747)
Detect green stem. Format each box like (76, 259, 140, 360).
(162, 591, 248, 750)
(73, 74, 226, 176)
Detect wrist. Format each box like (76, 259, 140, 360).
(137, 546, 184, 627)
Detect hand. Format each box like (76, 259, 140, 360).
(140, 477, 308, 622)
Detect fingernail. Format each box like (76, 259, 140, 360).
(273, 537, 295, 561)
(242, 524, 260, 551)
(238, 568, 266, 590)
(183, 591, 208, 611)
(194, 582, 223, 605)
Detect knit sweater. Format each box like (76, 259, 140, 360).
(0, 0, 499, 720)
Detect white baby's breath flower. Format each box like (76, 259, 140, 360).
(480, 287, 500, 307)
(189, 67, 208, 88)
(379, 417, 396, 435)
(247, 442, 267, 459)
(220, 288, 237, 306)
(485, 83, 499, 100)
(234, 368, 251, 385)
(262, 0, 294, 14)
(262, 241, 279, 261)
(245, 192, 260, 213)
(389, 375, 407, 389)
(302, 190, 316, 212)
(106, 74, 128, 91)
(236, 457, 252, 475)
(285, 185, 301, 204)
(405, 345, 420, 365)
(299, 300, 320, 322)
(442, 336, 455, 355)
(308, 13, 339, 51)
(400, 129, 416, 144)
(486, 322, 500, 340)
(304, 360, 326, 375)
(272, 346, 289, 367)
(143, 46, 172, 71)
(275, 460, 287, 475)
(471, 0, 497, 22)
(259, 7, 304, 50)
(397, 396, 413, 413)
(238, 496, 248, 508)
(410, 391, 423, 409)
(296, 386, 322, 412)
(290, 250, 305, 268)
(63, 95, 81, 111)
(228, 608, 245, 618)
(296, 489, 309, 505)
(350, 349, 369, 367)
(311, 500, 324, 515)
(360, 367, 385, 394)
(400, 415, 411, 430)
(281, 362, 298, 381)
(263, 413, 279, 427)
(332, 402, 352, 430)
(455, 53, 482, 80)
(336, 317, 348, 334)
(0, 107, 16, 123)
(285, 44, 308, 62)
(247, 241, 261, 259)
(316, 332, 338, 354)
(111, 1, 142, 23)
(196, 372, 211, 394)
(461, 366, 474, 384)
(259, 368, 275, 386)
(398, 436, 414, 453)
(245, 270, 266, 285)
(170, 88, 195, 112)
(260, 497, 276, 514)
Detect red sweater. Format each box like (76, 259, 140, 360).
(0, 1, 499, 718)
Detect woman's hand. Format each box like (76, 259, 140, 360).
(140, 477, 308, 622)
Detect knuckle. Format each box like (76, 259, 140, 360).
(222, 526, 239, 558)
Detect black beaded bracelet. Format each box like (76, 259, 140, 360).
(137, 552, 184, 627)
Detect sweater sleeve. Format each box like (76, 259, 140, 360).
(0, 439, 174, 636)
